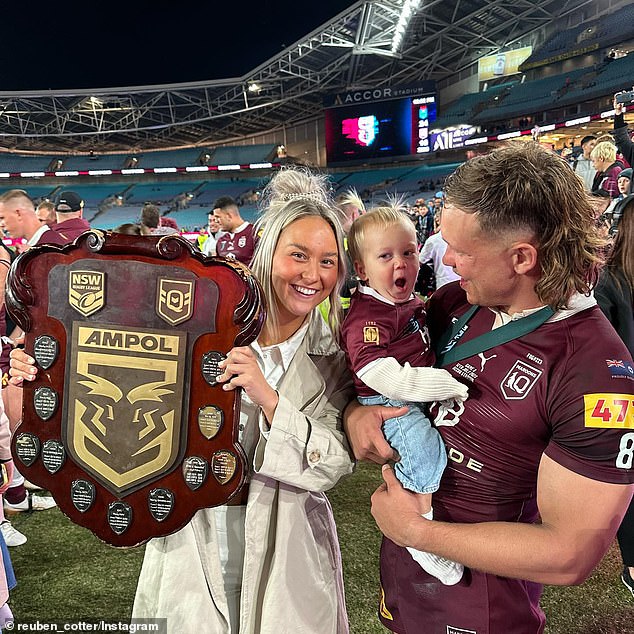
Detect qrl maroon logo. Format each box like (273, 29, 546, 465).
(500, 360, 542, 400)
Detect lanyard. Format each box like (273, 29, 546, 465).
(435, 305, 555, 367)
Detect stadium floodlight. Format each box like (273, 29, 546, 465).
(248, 83, 261, 93)
(391, 0, 423, 54)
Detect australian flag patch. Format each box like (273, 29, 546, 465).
(606, 359, 634, 378)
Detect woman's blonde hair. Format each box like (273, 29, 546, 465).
(251, 167, 346, 337)
(444, 142, 606, 309)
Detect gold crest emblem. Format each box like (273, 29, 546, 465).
(68, 270, 105, 317)
(65, 323, 187, 496)
(157, 278, 194, 326)
(363, 325, 380, 344)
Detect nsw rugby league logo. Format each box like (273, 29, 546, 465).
(68, 270, 105, 317)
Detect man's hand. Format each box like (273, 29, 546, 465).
(614, 92, 625, 116)
(343, 401, 405, 464)
(371, 464, 428, 547)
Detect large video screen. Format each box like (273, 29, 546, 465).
(325, 95, 436, 165)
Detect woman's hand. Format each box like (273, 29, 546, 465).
(8, 348, 37, 386)
(217, 347, 279, 422)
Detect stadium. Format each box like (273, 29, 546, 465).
(1, 0, 633, 632)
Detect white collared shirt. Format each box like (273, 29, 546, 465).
(489, 292, 596, 329)
(238, 320, 310, 461)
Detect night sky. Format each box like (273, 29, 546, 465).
(1, 0, 357, 90)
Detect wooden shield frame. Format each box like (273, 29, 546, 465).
(6, 231, 265, 547)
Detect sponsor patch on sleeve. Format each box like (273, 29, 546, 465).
(584, 393, 634, 429)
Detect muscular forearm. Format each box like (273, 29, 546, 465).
(407, 517, 603, 585)
(374, 457, 633, 586)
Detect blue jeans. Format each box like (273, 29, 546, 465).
(358, 395, 447, 494)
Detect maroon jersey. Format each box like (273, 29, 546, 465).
(215, 223, 256, 265)
(379, 282, 634, 634)
(341, 285, 434, 397)
(50, 217, 91, 244)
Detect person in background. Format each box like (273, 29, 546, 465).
(213, 196, 256, 265)
(140, 204, 168, 235)
(202, 212, 222, 256)
(158, 216, 179, 234)
(613, 90, 634, 167)
(0, 191, 58, 522)
(411, 199, 435, 248)
(418, 208, 460, 291)
(606, 169, 633, 235)
(35, 201, 57, 227)
(572, 134, 597, 191)
(335, 189, 365, 312)
(52, 191, 91, 242)
(591, 141, 623, 198)
(112, 223, 146, 236)
(0, 190, 62, 249)
(594, 197, 634, 599)
(0, 396, 16, 625)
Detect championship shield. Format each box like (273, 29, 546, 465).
(6, 231, 265, 547)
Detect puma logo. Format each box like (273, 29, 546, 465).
(478, 352, 497, 372)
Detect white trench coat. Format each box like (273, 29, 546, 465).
(132, 311, 355, 634)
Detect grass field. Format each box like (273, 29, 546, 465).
(6, 462, 633, 633)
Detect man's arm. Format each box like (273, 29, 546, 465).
(372, 454, 633, 585)
(613, 92, 634, 168)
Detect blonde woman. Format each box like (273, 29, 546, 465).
(11, 168, 356, 634)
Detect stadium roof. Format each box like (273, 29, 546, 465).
(0, 0, 594, 154)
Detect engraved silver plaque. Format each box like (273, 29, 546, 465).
(182, 456, 208, 491)
(71, 480, 96, 513)
(33, 386, 58, 421)
(148, 488, 175, 522)
(107, 501, 133, 535)
(33, 335, 59, 370)
(201, 351, 225, 386)
(42, 439, 66, 474)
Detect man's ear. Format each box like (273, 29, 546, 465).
(511, 242, 538, 275)
(353, 260, 367, 281)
